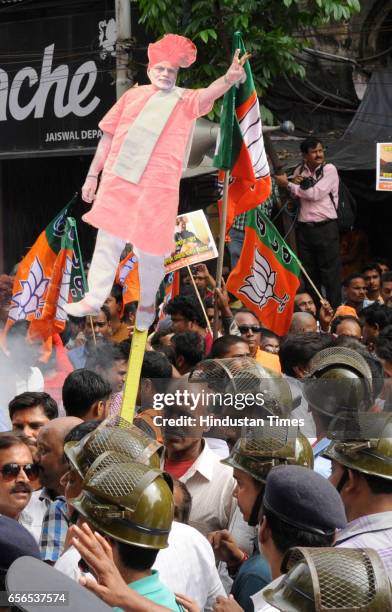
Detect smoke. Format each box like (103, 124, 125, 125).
(0, 323, 43, 432)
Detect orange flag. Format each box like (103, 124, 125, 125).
(5, 203, 82, 339)
(159, 271, 180, 320)
(115, 251, 140, 306)
(227, 209, 300, 336)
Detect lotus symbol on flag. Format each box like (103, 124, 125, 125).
(8, 257, 49, 321)
(239, 249, 289, 312)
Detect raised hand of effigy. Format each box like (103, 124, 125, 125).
(225, 48, 252, 85)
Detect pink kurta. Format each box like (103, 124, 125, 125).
(83, 84, 213, 255)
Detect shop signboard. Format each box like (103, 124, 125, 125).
(0, 10, 116, 158)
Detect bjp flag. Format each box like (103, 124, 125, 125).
(213, 32, 271, 237)
(115, 251, 140, 307)
(227, 209, 300, 336)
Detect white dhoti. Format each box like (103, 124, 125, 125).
(64, 229, 164, 331)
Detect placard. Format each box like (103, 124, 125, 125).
(164, 210, 218, 273)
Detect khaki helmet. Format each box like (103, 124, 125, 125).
(303, 347, 373, 417)
(222, 424, 313, 482)
(323, 413, 392, 480)
(71, 457, 173, 549)
(189, 357, 294, 417)
(64, 415, 161, 477)
(263, 547, 392, 611)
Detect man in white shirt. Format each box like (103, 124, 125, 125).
(161, 380, 235, 536)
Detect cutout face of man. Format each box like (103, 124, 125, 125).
(148, 61, 178, 91)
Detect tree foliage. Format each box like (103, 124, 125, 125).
(133, 0, 360, 116)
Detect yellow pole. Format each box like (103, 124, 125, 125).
(120, 328, 148, 422)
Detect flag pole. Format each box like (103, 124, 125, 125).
(187, 265, 212, 335)
(213, 170, 230, 339)
(70, 217, 97, 344)
(298, 262, 326, 304)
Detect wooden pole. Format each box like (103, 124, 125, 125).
(89, 316, 97, 345)
(213, 170, 230, 339)
(187, 265, 212, 335)
(299, 262, 325, 304)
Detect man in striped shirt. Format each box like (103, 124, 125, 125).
(325, 415, 392, 577)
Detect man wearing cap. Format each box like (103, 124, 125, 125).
(65, 35, 260, 332)
(325, 414, 392, 578)
(209, 426, 313, 612)
(214, 465, 346, 612)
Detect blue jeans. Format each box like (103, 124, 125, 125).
(228, 228, 244, 269)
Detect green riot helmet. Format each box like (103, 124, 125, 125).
(189, 357, 294, 418)
(222, 424, 313, 526)
(263, 547, 392, 612)
(303, 347, 373, 418)
(222, 424, 313, 482)
(64, 414, 162, 477)
(71, 457, 174, 549)
(323, 413, 392, 480)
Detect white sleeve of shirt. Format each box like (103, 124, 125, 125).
(54, 545, 95, 583)
(154, 521, 225, 611)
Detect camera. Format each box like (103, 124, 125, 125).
(299, 176, 316, 190)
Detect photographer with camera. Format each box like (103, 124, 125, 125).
(275, 138, 341, 309)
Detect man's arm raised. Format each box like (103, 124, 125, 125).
(199, 49, 251, 109)
(70, 524, 174, 612)
(81, 132, 113, 203)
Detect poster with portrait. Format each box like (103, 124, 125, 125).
(376, 143, 392, 191)
(164, 210, 218, 273)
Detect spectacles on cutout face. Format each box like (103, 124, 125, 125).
(238, 325, 262, 334)
(0, 463, 39, 481)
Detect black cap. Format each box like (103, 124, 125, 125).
(263, 465, 347, 535)
(0, 516, 40, 570)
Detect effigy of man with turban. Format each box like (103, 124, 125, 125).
(65, 34, 249, 329)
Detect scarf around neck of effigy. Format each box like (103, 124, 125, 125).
(112, 86, 186, 184)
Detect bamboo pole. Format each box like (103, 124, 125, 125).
(187, 265, 212, 335)
(213, 170, 230, 339)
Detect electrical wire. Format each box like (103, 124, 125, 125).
(282, 74, 356, 114)
(301, 76, 357, 107)
(356, 45, 392, 63)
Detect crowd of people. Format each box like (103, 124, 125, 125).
(0, 236, 392, 611)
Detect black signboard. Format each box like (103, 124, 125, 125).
(0, 10, 116, 158)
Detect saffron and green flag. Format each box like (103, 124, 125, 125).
(6, 196, 85, 341)
(214, 31, 272, 236)
(159, 271, 180, 320)
(227, 209, 301, 336)
(115, 250, 140, 310)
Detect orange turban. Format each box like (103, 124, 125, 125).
(148, 34, 197, 69)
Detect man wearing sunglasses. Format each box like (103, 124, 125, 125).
(233, 310, 263, 359)
(0, 432, 44, 541)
